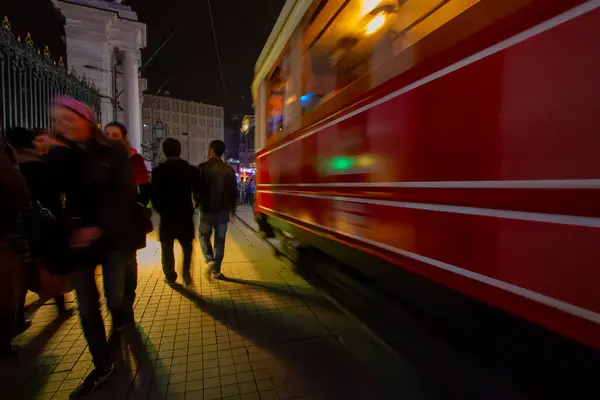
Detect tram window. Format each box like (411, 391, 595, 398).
(301, 0, 480, 114)
(267, 52, 290, 136)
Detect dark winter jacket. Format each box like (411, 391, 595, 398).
(47, 133, 136, 251)
(195, 157, 237, 214)
(151, 157, 199, 222)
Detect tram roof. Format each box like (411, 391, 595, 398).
(252, 0, 312, 101)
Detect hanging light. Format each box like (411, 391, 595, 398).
(365, 11, 386, 35)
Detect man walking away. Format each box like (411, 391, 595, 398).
(151, 139, 198, 286)
(104, 122, 151, 322)
(196, 140, 237, 281)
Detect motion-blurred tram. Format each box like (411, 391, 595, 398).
(251, 0, 600, 352)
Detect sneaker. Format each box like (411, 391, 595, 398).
(15, 320, 33, 335)
(204, 261, 216, 282)
(213, 272, 226, 280)
(182, 270, 193, 287)
(69, 364, 115, 399)
(163, 276, 176, 285)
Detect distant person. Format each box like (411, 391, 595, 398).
(104, 122, 151, 321)
(246, 179, 256, 208)
(195, 140, 237, 280)
(151, 138, 198, 286)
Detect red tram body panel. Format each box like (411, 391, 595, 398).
(252, 0, 600, 348)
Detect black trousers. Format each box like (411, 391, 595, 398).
(159, 218, 194, 282)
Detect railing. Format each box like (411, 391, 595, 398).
(0, 16, 101, 135)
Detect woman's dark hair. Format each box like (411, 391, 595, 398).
(209, 140, 226, 157)
(163, 138, 181, 158)
(5, 126, 36, 149)
(105, 122, 128, 137)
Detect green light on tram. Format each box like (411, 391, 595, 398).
(331, 156, 354, 171)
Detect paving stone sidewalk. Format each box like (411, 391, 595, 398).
(1, 215, 435, 400)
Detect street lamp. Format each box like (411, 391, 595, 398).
(142, 119, 166, 166)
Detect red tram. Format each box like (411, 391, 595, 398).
(252, 0, 600, 349)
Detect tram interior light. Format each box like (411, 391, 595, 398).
(366, 12, 386, 35)
(331, 156, 354, 171)
(300, 93, 315, 105)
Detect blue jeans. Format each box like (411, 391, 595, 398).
(72, 249, 128, 369)
(199, 211, 229, 274)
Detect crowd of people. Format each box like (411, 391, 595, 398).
(0, 97, 237, 399)
(238, 177, 256, 207)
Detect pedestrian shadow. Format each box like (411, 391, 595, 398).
(122, 327, 166, 400)
(2, 315, 69, 399)
(221, 275, 337, 312)
(170, 283, 397, 400)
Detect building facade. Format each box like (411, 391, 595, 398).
(52, 0, 147, 151)
(142, 94, 224, 167)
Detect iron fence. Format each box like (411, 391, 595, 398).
(0, 16, 101, 135)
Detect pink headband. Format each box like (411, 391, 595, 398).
(53, 96, 97, 124)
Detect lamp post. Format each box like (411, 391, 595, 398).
(142, 119, 166, 167)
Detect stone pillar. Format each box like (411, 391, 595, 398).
(122, 50, 142, 151)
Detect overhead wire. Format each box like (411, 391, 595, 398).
(206, 0, 229, 108)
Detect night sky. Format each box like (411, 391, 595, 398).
(128, 0, 286, 116)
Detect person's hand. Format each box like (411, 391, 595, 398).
(70, 227, 102, 249)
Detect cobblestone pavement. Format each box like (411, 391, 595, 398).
(1, 211, 435, 400)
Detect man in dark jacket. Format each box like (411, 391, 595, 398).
(151, 138, 198, 286)
(48, 97, 136, 399)
(196, 140, 237, 280)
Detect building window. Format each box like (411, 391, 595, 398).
(215, 108, 222, 118)
(164, 113, 170, 122)
(182, 103, 188, 113)
(173, 114, 180, 123)
(191, 117, 197, 126)
(143, 109, 150, 119)
(173, 102, 179, 112)
(163, 100, 170, 111)
(199, 106, 206, 116)
(182, 132, 188, 136)
(200, 118, 206, 126)
(216, 119, 221, 127)
(207, 108, 214, 117)
(153, 111, 160, 121)
(208, 119, 213, 128)
(182, 115, 188, 124)
(152, 99, 159, 109)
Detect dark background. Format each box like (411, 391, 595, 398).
(0, 0, 285, 116)
(129, 0, 285, 115)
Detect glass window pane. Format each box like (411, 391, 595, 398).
(301, 0, 479, 114)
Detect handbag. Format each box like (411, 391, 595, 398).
(133, 202, 153, 234)
(30, 260, 73, 297)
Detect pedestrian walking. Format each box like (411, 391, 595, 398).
(104, 122, 151, 322)
(0, 137, 30, 361)
(5, 127, 73, 325)
(196, 140, 237, 281)
(151, 138, 198, 287)
(47, 97, 136, 399)
(246, 178, 256, 208)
